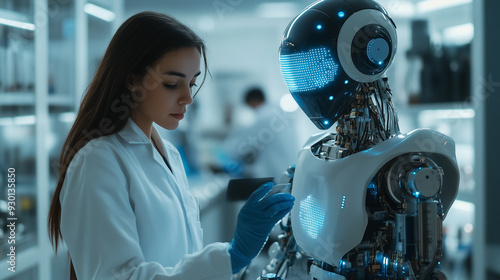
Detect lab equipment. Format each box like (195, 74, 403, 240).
(230, 182, 295, 274)
(252, 0, 459, 279)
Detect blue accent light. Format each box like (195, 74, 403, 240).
(329, 96, 334, 101)
(316, 24, 322, 30)
(324, 120, 329, 126)
(344, 79, 349, 84)
(280, 47, 339, 92)
(339, 260, 347, 270)
(364, 251, 370, 265)
(415, 191, 420, 197)
(338, 11, 345, 18)
(299, 195, 326, 239)
(340, 195, 346, 209)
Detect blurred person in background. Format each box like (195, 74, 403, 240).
(47, 12, 294, 280)
(223, 87, 300, 179)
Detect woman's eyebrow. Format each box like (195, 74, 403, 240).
(162, 71, 202, 78)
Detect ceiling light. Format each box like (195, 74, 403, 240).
(380, 0, 415, 17)
(0, 11, 35, 30)
(417, 0, 472, 13)
(443, 23, 474, 45)
(280, 94, 299, 112)
(84, 3, 115, 22)
(257, 2, 298, 18)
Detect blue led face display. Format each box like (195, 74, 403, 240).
(299, 194, 326, 239)
(280, 47, 339, 93)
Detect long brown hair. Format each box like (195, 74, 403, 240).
(47, 11, 209, 279)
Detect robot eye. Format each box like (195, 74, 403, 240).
(337, 9, 398, 83)
(367, 38, 390, 65)
(350, 24, 393, 75)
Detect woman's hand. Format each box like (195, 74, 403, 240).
(228, 182, 295, 274)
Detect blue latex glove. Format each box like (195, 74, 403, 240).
(229, 182, 295, 274)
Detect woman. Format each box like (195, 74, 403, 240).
(48, 12, 294, 279)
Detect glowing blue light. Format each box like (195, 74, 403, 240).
(415, 191, 421, 197)
(280, 47, 339, 92)
(341, 195, 346, 209)
(378, 61, 383, 65)
(324, 120, 329, 126)
(338, 11, 345, 18)
(344, 79, 349, 84)
(329, 96, 334, 101)
(316, 24, 322, 30)
(299, 195, 326, 239)
(339, 260, 347, 269)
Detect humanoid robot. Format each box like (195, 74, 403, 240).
(253, 0, 460, 279)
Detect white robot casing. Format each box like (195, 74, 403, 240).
(290, 128, 459, 267)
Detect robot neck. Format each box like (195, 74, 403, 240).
(315, 78, 400, 160)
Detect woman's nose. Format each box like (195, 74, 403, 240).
(179, 84, 194, 105)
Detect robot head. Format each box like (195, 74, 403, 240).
(279, 0, 397, 129)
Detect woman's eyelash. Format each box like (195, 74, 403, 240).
(163, 83, 197, 89)
(163, 83, 177, 89)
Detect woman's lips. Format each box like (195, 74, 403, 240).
(170, 113, 184, 120)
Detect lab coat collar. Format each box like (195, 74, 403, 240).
(118, 118, 169, 160)
(118, 118, 154, 144)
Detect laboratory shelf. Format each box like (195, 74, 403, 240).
(1, 0, 122, 278)
(0, 246, 39, 280)
(398, 102, 474, 112)
(0, 92, 35, 106)
(48, 94, 74, 107)
(0, 92, 74, 107)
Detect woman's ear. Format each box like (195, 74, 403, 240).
(126, 74, 140, 92)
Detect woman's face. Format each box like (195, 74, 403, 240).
(129, 47, 201, 131)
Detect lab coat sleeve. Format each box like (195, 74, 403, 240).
(59, 142, 233, 280)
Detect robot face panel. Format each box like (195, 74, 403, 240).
(279, 0, 397, 129)
(280, 47, 339, 93)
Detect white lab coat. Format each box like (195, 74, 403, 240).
(59, 118, 233, 280)
(224, 103, 300, 178)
